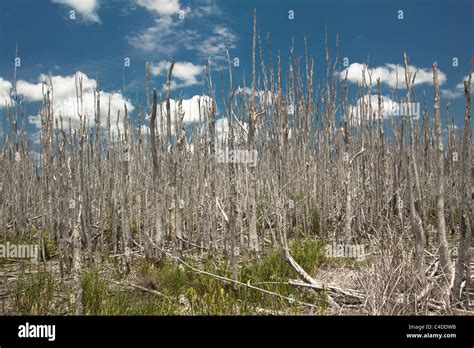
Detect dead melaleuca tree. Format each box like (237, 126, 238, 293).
(356, 224, 435, 315)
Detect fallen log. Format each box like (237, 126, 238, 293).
(288, 279, 364, 302)
(284, 249, 364, 308)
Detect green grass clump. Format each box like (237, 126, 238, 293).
(291, 238, 326, 274)
(234, 238, 327, 313)
(12, 268, 54, 315)
(82, 265, 176, 315)
(105, 290, 174, 315)
(82, 268, 109, 315)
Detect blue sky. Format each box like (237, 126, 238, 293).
(0, 0, 472, 142)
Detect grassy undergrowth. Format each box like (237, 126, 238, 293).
(11, 264, 72, 315)
(8, 237, 333, 315)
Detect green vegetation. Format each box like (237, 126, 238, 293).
(7, 237, 330, 315)
(12, 268, 54, 315)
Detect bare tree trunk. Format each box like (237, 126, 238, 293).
(248, 8, 260, 254)
(433, 62, 453, 284)
(404, 54, 426, 275)
(72, 204, 83, 315)
(453, 69, 472, 305)
(175, 100, 185, 258)
(150, 89, 164, 258)
(165, 60, 176, 257)
(226, 49, 239, 289)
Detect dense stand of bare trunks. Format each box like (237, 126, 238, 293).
(0, 12, 472, 312)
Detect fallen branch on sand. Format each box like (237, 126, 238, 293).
(284, 249, 365, 308)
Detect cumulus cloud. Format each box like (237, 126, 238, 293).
(22, 72, 133, 135)
(441, 89, 462, 99)
(441, 74, 473, 99)
(192, 0, 222, 18)
(135, 0, 181, 15)
(207, 116, 250, 146)
(51, 0, 101, 23)
(150, 61, 204, 90)
(17, 73, 96, 102)
(347, 94, 421, 125)
(456, 74, 473, 90)
(196, 25, 237, 62)
(215, 117, 229, 143)
(127, 1, 237, 62)
(127, 16, 195, 55)
(0, 77, 13, 108)
(163, 95, 213, 124)
(339, 62, 446, 89)
(142, 95, 215, 134)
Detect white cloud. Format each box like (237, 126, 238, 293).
(0, 77, 13, 108)
(141, 95, 214, 139)
(16, 80, 44, 101)
(192, 0, 222, 18)
(127, 16, 195, 55)
(347, 94, 422, 125)
(52, 0, 101, 23)
(210, 116, 249, 145)
(441, 74, 473, 99)
(17, 73, 96, 102)
(339, 62, 446, 89)
(196, 25, 237, 62)
(150, 61, 204, 90)
(441, 89, 463, 99)
(163, 95, 213, 124)
(456, 74, 473, 90)
(214, 117, 231, 142)
(135, 0, 220, 18)
(135, 0, 181, 15)
(23, 72, 133, 136)
(127, 2, 237, 62)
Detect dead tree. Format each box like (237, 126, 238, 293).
(404, 54, 426, 275)
(452, 68, 472, 305)
(226, 48, 239, 289)
(150, 89, 164, 258)
(247, 9, 260, 254)
(433, 62, 453, 284)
